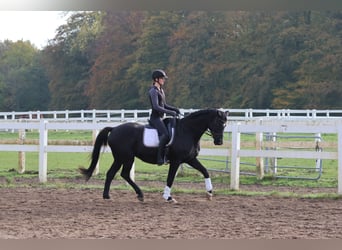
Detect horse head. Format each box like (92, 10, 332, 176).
(207, 109, 229, 145)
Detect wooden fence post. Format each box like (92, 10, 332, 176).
(18, 128, 26, 174)
(230, 123, 240, 190)
(271, 132, 277, 175)
(256, 132, 264, 180)
(39, 120, 48, 182)
(315, 132, 322, 172)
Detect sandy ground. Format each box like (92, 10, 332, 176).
(0, 179, 341, 239)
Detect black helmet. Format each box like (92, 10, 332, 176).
(152, 69, 168, 80)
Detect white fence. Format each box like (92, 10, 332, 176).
(1, 110, 342, 195)
(2, 108, 342, 122)
(0, 120, 121, 182)
(226, 118, 342, 194)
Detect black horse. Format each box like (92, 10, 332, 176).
(79, 108, 228, 202)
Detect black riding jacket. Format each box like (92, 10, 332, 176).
(148, 85, 178, 119)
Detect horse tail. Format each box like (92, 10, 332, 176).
(79, 127, 112, 181)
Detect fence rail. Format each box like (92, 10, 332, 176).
(1, 108, 342, 122)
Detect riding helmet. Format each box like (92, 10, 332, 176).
(152, 69, 168, 80)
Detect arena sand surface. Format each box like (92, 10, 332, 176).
(0, 179, 341, 239)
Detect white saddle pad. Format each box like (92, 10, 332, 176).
(143, 128, 159, 147)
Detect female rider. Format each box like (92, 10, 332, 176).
(148, 69, 180, 165)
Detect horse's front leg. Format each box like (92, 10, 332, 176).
(163, 162, 180, 203)
(186, 157, 213, 200)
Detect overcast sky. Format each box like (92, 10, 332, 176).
(0, 11, 69, 49)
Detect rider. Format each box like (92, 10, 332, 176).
(148, 69, 180, 165)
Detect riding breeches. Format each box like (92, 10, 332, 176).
(149, 117, 168, 137)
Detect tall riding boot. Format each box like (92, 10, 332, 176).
(157, 135, 169, 165)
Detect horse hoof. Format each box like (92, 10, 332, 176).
(206, 191, 213, 201)
(103, 194, 110, 199)
(137, 195, 144, 202)
(165, 196, 177, 203)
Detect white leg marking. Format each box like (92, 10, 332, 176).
(163, 186, 171, 200)
(205, 178, 212, 191)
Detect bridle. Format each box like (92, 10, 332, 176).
(206, 118, 227, 139)
(205, 129, 221, 138)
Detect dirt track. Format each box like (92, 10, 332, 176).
(1, 182, 342, 239)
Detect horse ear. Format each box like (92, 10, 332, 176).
(217, 109, 229, 118)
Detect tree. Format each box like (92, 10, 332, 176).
(43, 11, 102, 110)
(36, 10, 342, 110)
(0, 40, 49, 111)
(272, 11, 342, 108)
(86, 11, 146, 109)
(126, 11, 182, 108)
(167, 11, 236, 108)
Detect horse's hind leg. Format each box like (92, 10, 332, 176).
(121, 158, 144, 202)
(103, 160, 122, 199)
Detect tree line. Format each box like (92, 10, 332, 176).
(0, 11, 341, 112)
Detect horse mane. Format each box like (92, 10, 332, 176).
(184, 108, 217, 120)
(180, 109, 218, 129)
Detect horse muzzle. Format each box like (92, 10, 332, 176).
(213, 137, 223, 145)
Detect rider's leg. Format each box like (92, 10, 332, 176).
(163, 117, 176, 164)
(157, 134, 169, 165)
(150, 118, 169, 165)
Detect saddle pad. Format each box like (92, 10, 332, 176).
(143, 128, 159, 147)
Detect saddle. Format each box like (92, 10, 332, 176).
(143, 118, 176, 147)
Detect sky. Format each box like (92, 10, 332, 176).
(0, 11, 70, 49)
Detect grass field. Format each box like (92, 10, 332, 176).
(0, 130, 339, 197)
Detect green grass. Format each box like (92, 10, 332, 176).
(0, 130, 340, 198)
(2, 151, 336, 189)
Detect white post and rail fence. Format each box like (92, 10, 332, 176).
(0, 109, 342, 194)
(1, 108, 342, 122)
